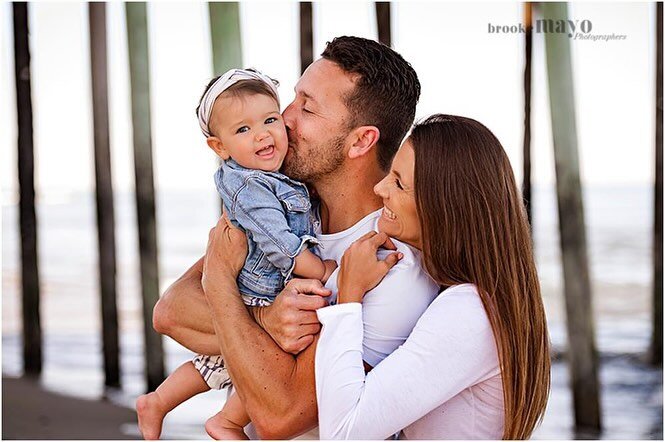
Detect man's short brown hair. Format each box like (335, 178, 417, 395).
(321, 36, 421, 171)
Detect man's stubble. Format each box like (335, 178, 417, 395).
(281, 133, 347, 186)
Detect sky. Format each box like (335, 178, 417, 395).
(0, 1, 657, 202)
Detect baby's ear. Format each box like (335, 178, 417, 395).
(207, 137, 230, 160)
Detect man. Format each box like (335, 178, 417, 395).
(153, 36, 433, 438)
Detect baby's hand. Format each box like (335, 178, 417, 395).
(321, 259, 338, 284)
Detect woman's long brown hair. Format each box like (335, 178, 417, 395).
(410, 114, 551, 439)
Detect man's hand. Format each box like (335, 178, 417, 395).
(254, 278, 332, 354)
(202, 212, 248, 298)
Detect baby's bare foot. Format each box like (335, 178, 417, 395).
(205, 411, 249, 440)
(136, 392, 167, 440)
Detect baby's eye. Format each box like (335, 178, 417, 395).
(236, 126, 249, 134)
(265, 117, 278, 124)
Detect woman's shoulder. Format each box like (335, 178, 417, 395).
(411, 284, 498, 368)
(439, 283, 479, 297)
(424, 283, 492, 329)
(432, 283, 484, 306)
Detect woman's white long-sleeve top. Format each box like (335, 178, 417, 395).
(315, 283, 504, 440)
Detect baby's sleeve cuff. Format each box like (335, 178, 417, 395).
(283, 234, 320, 281)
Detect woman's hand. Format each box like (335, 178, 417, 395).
(201, 210, 248, 297)
(336, 231, 403, 304)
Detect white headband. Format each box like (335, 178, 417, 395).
(197, 68, 279, 138)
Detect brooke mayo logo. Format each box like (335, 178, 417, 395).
(488, 19, 592, 37)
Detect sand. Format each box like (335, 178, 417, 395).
(2, 376, 140, 440)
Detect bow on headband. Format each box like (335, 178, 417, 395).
(197, 68, 279, 138)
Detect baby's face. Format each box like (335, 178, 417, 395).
(209, 93, 288, 172)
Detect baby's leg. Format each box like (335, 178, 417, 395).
(205, 392, 250, 440)
(136, 362, 209, 439)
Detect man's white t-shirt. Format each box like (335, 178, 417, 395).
(248, 209, 439, 440)
(298, 209, 438, 439)
(315, 209, 439, 367)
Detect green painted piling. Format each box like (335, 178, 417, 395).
(125, 2, 165, 392)
(375, 2, 391, 47)
(89, 2, 121, 389)
(208, 2, 242, 75)
(522, 2, 533, 228)
(652, 1, 663, 366)
(299, 2, 313, 74)
(208, 2, 243, 214)
(542, 2, 601, 432)
(13, 1, 42, 377)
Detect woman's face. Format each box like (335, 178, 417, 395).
(374, 139, 422, 249)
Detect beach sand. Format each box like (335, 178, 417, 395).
(2, 376, 139, 440)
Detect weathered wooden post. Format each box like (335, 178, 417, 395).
(88, 2, 121, 389)
(299, 2, 313, 74)
(13, 1, 42, 377)
(652, 1, 663, 367)
(208, 2, 243, 214)
(542, 2, 602, 433)
(125, 2, 165, 391)
(522, 2, 533, 227)
(375, 2, 391, 47)
(208, 2, 242, 75)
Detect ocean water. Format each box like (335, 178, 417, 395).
(2, 185, 662, 439)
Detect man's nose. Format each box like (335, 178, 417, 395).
(282, 103, 295, 132)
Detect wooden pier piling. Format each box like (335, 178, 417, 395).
(652, 1, 663, 367)
(13, 1, 42, 377)
(88, 2, 121, 388)
(299, 2, 313, 74)
(208, 2, 242, 75)
(12, 2, 42, 375)
(542, 1, 602, 433)
(208, 2, 243, 214)
(522, 2, 533, 228)
(125, 2, 165, 392)
(375, 2, 391, 47)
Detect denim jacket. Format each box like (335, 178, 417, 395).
(214, 159, 319, 300)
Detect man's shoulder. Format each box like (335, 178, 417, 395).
(375, 240, 437, 291)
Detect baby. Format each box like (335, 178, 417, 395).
(136, 68, 337, 440)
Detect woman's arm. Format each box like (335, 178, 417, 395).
(315, 285, 500, 439)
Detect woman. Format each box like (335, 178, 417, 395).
(315, 114, 551, 439)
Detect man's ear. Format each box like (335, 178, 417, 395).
(207, 137, 230, 160)
(348, 126, 380, 159)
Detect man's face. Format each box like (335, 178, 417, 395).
(281, 59, 357, 183)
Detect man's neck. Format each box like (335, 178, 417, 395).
(314, 167, 384, 234)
